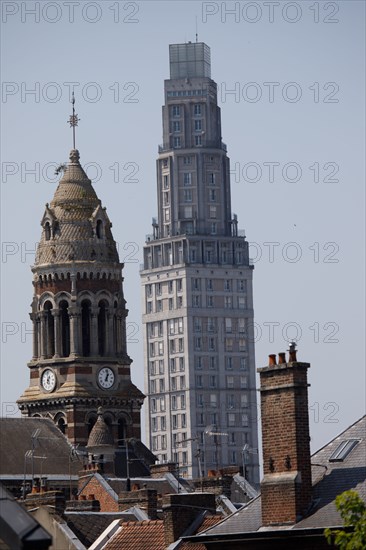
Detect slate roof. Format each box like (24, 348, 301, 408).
(104, 520, 165, 550)
(87, 413, 115, 448)
(0, 418, 81, 478)
(192, 416, 366, 540)
(63, 512, 127, 548)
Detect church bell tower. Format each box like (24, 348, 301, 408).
(17, 99, 144, 446)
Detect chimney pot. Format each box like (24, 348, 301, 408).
(268, 354, 276, 366)
(278, 352, 286, 364)
(288, 342, 297, 362)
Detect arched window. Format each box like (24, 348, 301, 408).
(59, 300, 70, 357)
(44, 301, 55, 358)
(88, 415, 97, 435)
(45, 222, 51, 241)
(57, 417, 66, 435)
(81, 300, 91, 357)
(96, 220, 103, 239)
(98, 300, 108, 356)
(118, 418, 126, 444)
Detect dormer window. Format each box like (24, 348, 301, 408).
(96, 220, 103, 239)
(45, 222, 51, 241)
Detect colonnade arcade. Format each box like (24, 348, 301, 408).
(31, 291, 127, 360)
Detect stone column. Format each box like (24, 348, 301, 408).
(90, 307, 99, 356)
(40, 312, 47, 360)
(107, 310, 114, 356)
(30, 313, 39, 360)
(52, 310, 61, 358)
(104, 309, 110, 356)
(69, 307, 81, 356)
(116, 314, 123, 355)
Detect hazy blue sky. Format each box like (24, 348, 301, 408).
(1, 1, 365, 454)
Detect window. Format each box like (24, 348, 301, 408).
(226, 356, 233, 370)
(159, 379, 165, 392)
(172, 105, 180, 117)
(152, 436, 158, 451)
(180, 376, 186, 389)
(158, 342, 164, 355)
(163, 175, 169, 189)
(227, 394, 235, 409)
(194, 318, 202, 332)
(197, 394, 204, 407)
(224, 279, 231, 291)
(230, 450, 237, 464)
(163, 192, 170, 206)
(156, 300, 162, 312)
(171, 377, 177, 391)
(173, 121, 181, 132)
(169, 298, 173, 310)
(241, 394, 248, 408)
(209, 206, 217, 219)
(240, 357, 247, 370)
(172, 415, 178, 429)
(209, 189, 216, 202)
(194, 119, 202, 131)
(177, 296, 183, 308)
(159, 359, 164, 373)
(197, 412, 205, 426)
(168, 281, 173, 293)
(329, 440, 360, 462)
(241, 413, 249, 427)
(170, 358, 175, 372)
(169, 319, 175, 335)
(240, 376, 248, 389)
(228, 413, 236, 427)
(195, 135, 202, 146)
(150, 379, 156, 393)
(178, 318, 183, 333)
(239, 338, 246, 352)
(210, 394, 217, 408)
(161, 416, 166, 430)
(207, 318, 215, 332)
(209, 356, 216, 370)
(192, 278, 200, 291)
(230, 432, 236, 445)
(184, 206, 192, 218)
(179, 357, 185, 371)
(190, 248, 197, 262)
(152, 417, 158, 431)
(184, 189, 192, 202)
(207, 295, 214, 308)
(224, 296, 232, 309)
(180, 394, 186, 408)
(149, 361, 156, 375)
(169, 340, 175, 354)
(151, 398, 157, 412)
(149, 342, 155, 356)
(177, 279, 182, 292)
(206, 279, 213, 291)
(160, 396, 166, 411)
(238, 318, 246, 333)
(208, 337, 215, 351)
(183, 173, 192, 185)
(194, 104, 201, 115)
(196, 375, 203, 388)
(238, 279, 246, 292)
(146, 284, 152, 297)
(161, 434, 167, 448)
(193, 295, 201, 308)
(195, 337, 202, 350)
(211, 223, 217, 235)
(208, 173, 215, 185)
(181, 414, 187, 428)
(225, 318, 232, 333)
(178, 338, 184, 352)
(226, 376, 234, 388)
(147, 301, 153, 313)
(172, 396, 177, 410)
(209, 375, 217, 388)
(174, 136, 181, 148)
(238, 296, 246, 309)
(183, 156, 192, 164)
(195, 356, 203, 370)
(225, 338, 233, 352)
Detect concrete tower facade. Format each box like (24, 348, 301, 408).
(18, 148, 144, 446)
(140, 43, 259, 480)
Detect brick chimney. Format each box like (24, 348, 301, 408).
(24, 490, 66, 515)
(163, 493, 216, 546)
(150, 462, 178, 478)
(258, 344, 312, 525)
(118, 488, 158, 520)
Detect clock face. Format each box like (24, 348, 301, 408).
(98, 367, 115, 389)
(41, 369, 56, 392)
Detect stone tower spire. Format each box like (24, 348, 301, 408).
(18, 144, 144, 446)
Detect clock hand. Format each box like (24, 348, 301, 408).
(104, 372, 109, 382)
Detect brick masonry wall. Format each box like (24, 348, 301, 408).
(78, 475, 118, 512)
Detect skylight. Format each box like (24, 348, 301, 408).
(329, 439, 360, 462)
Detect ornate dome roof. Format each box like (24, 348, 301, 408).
(87, 408, 115, 448)
(34, 149, 119, 268)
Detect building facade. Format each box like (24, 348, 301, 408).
(140, 42, 259, 480)
(17, 146, 144, 447)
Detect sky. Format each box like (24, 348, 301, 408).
(1, 0, 365, 456)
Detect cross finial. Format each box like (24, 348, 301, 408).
(68, 92, 80, 149)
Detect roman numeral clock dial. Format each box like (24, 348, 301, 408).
(97, 367, 115, 389)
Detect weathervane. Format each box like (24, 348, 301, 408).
(68, 92, 80, 149)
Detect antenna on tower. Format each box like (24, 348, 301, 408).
(195, 16, 198, 42)
(68, 92, 80, 149)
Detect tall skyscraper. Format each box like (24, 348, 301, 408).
(140, 42, 259, 481)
